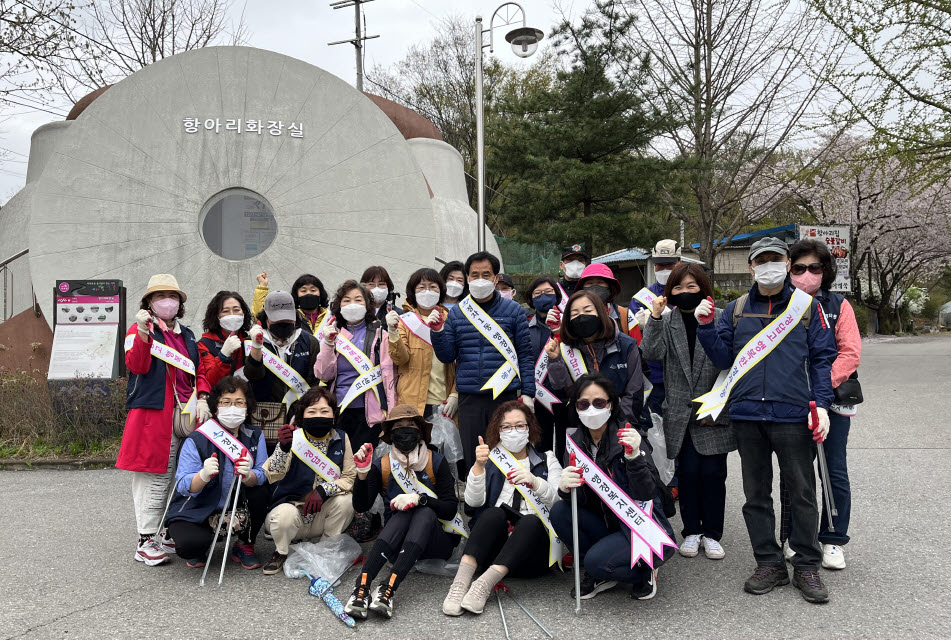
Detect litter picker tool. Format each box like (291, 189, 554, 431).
(217, 471, 244, 585)
(494, 585, 511, 640)
(199, 472, 238, 587)
(810, 401, 838, 531)
(152, 471, 179, 541)
(570, 452, 582, 616)
(496, 583, 554, 639)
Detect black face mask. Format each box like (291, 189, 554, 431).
(584, 285, 611, 303)
(569, 314, 601, 339)
(302, 416, 334, 438)
(391, 426, 420, 453)
(668, 291, 706, 311)
(298, 294, 321, 311)
(269, 322, 295, 339)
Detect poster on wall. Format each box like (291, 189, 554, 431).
(48, 280, 124, 380)
(797, 225, 851, 293)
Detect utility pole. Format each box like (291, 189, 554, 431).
(328, 0, 380, 92)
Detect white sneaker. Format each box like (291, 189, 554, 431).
(701, 536, 725, 560)
(783, 541, 795, 562)
(679, 534, 701, 558)
(156, 529, 176, 555)
(134, 536, 169, 566)
(821, 544, 846, 570)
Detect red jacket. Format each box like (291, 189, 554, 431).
(197, 330, 247, 395)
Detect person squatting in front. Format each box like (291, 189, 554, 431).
(549, 373, 676, 601)
(344, 405, 461, 620)
(119, 273, 201, 566)
(442, 401, 562, 616)
(260, 386, 357, 575)
(166, 376, 268, 569)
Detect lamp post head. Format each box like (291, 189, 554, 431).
(505, 27, 544, 58)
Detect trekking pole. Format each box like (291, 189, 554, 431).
(502, 586, 554, 639)
(570, 452, 582, 616)
(494, 585, 511, 640)
(152, 472, 179, 540)
(217, 477, 243, 586)
(199, 474, 238, 587)
(810, 402, 838, 532)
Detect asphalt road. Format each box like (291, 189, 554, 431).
(2, 335, 949, 640)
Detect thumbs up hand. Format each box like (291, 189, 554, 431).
(474, 436, 489, 470)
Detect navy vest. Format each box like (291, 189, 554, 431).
(126, 325, 200, 410)
(249, 330, 314, 403)
(592, 333, 637, 399)
(380, 449, 445, 523)
(166, 423, 263, 525)
(470, 446, 549, 526)
(815, 290, 844, 332)
(269, 430, 347, 507)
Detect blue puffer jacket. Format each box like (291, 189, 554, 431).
(629, 281, 665, 384)
(432, 292, 536, 396)
(697, 281, 837, 423)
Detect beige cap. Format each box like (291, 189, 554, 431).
(652, 239, 682, 264)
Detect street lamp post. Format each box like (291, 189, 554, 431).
(474, 3, 543, 252)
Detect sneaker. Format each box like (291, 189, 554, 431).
(702, 537, 725, 560)
(821, 544, 846, 570)
(571, 571, 617, 600)
(443, 577, 470, 616)
(262, 551, 287, 575)
(631, 568, 658, 600)
(156, 530, 176, 555)
(743, 565, 789, 595)
(783, 541, 795, 562)
(134, 536, 169, 566)
(460, 577, 494, 615)
(369, 575, 397, 618)
(184, 557, 206, 568)
(679, 534, 701, 558)
(345, 574, 372, 620)
(230, 543, 261, 570)
(793, 569, 830, 604)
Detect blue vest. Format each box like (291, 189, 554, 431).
(269, 430, 347, 507)
(597, 333, 638, 398)
(166, 423, 263, 525)
(815, 290, 844, 332)
(470, 446, 549, 527)
(379, 449, 445, 523)
(249, 330, 314, 403)
(126, 325, 200, 410)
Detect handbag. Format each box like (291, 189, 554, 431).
(250, 401, 287, 445)
(833, 374, 863, 405)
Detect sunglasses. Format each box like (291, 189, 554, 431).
(790, 262, 823, 275)
(576, 398, 609, 411)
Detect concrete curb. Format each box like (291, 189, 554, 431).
(0, 458, 116, 471)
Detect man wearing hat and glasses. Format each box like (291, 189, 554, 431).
(693, 237, 837, 604)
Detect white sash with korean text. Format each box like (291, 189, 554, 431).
(399, 312, 432, 346)
(334, 333, 383, 411)
(633, 287, 666, 312)
(243, 341, 311, 410)
(125, 334, 198, 418)
(459, 296, 519, 398)
(693, 288, 813, 420)
(196, 420, 249, 463)
(533, 339, 562, 413)
(390, 454, 469, 538)
(559, 343, 588, 382)
(489, 446, 562, 566)
(566, 434, 677, 568)
(290, 429, 342, 483)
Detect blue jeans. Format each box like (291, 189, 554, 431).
(550, 501, 672, 585)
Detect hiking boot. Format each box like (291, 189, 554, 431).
(571, 571, 617, 600)
(369, 575, 397, 618)
(134, 536, 169, 566)
(262, 551, 287, 575)
(793, 569, 829, 604)
(631, 568, 658, 600)
(230, 543, 261, 570)
(702, 537, 726, 560)
(184, 557, 206, 568)
(821, 544, 846, 570)
(679, 534, 701, 558)
(743, 565, 789, 595)
(345, 574, 371, 620)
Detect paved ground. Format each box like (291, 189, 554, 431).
(2, 335, 949, 639)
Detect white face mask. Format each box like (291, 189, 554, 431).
(217, 406, 246, 429)
(752, 261, 788, 289)
(341, 303, 367, 324)
(219, 314, 244, 332)
(416, 290, 440, 309)
(446, 281, 464, 298)
(469, 279, 496, 299)
(500, 429, 530, 453)
(370, 287, 388, 304)
(578, 405, 611, 430)
(655, 270, 671, 286)
(564, 260, 585, 279)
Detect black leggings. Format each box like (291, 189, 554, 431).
(462, 507, 551, 578)
(168, 483, 269, 561)
(358, 507, 457, 589)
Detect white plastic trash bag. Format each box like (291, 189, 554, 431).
(428, 409, 463, 465)
(412, 539, 464, 577)
(283, 533, 362, 581)
(648, 412, 675, 485)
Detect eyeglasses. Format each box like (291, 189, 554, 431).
(532, 288, 556, 297)
(576, 398, 609, 411)
(218, 399, 247, 408)
(500, 423, 529, 432)
(790, 262, 823, 275)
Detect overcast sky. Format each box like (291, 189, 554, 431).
(0, 0, 575, 203)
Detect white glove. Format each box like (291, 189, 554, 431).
(694, 298, 715, 325)
(221, 334, 242, 358)
(520, 395, 535, 414)
(390, 493, 420, 512)
(426, 309, 441, 326)
(558, 466, 584, 492)
(507, 467, 538, 491)
(235, 452, 254, 484)
(385, 309, 400, 332)
(618, 424, 643, 460)
(324, 318, 339, 345)
(634, 307, 651, 327)
(196, 397, 212, 424)
(135, 309, 152, 333)
(198, 453, 219, 482)
(248, 324, 265, 349)
(809, 406, 830, 442)
(442, 395, 458, 418)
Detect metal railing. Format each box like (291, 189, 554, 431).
(0, 248, 29, 321)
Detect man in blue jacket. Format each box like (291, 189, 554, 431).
(432, 251, 536, 469)
(695, 237, 837, 605)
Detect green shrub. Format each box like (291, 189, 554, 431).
(851, 302, 870, 337)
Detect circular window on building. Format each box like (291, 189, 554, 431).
(200, 188, 277, 261)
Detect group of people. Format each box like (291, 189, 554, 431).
(117, 236, 860, 620)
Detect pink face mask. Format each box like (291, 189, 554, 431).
(790, 271, 822, 295)
(151, 297, 180, 320)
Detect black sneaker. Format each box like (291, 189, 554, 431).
(743, 565, 790, 595)
(344, 573, 371, 620)
(571, 571, 618, 600)
(631, 568, 658, 600)
(369, 574, 397, 618)
(793, 569, 829, 604)
(262, 552, 287, 576)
